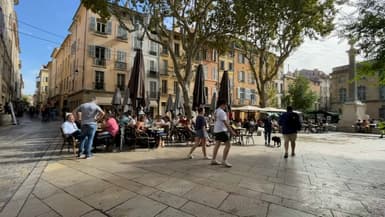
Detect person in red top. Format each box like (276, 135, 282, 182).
(100, 113, 119, 137)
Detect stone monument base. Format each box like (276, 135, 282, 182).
(338, 101, 367, 130)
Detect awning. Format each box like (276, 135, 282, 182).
(96, 96, 113, 105)
(149, 100, 158, 107)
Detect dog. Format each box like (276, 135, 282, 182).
(271, 136, 281, 147)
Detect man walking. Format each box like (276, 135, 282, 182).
(211, 99, 236, 167)
(73, 96, 105, 159)
(264, 114, 272, 146)
(278, 106, 301, 158)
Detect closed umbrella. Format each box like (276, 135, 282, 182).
(122, 87, 132, 112)
(211, 92, 217, 112)
(174, 85, 184, 115)
(165, 94, 174, 113)
(217, 70, 231, 111)
(192, 64, 206, 111)
(111, 87, 122, 114)
(128, 49, 146, 115)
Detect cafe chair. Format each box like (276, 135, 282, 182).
(134, 131, 156, 150)
(59, 128, 78, 157)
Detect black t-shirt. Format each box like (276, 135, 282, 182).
(195, 116, 206, 130)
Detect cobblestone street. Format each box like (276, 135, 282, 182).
(1, 119, 385, 217)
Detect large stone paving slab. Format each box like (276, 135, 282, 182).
(183, 185, 229, 208)
(107, 195, 167, 217)
(219, 194, 269, 217)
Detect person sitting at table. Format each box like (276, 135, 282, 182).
(153, 115, 165, 128)
(61, 113, 81, 140)
(119, 111, 132, 127)
(136, 115, 147, 133)
(98, 113, 119, 138)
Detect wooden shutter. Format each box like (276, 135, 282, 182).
(89, 17, 96, 31)
(88, 45, 95, 57)
(237, 87, 240, 99)
(106, 21, 112, 34)
(105, 48, 111, 60)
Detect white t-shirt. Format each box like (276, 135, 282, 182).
(214, 108, 227, 133)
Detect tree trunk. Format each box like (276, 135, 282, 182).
(258, 85, 266, 107)
(181, 82, 192, 118)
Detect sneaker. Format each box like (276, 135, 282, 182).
(291, 153, 295, 157)
(85, 156, 93, 160)
(223, 161, 232, 168)
(210, 160, 221, 165)
(203, 155, 212, 160)
(284, 153, 288, 158)
(77, 154, 85, 159)
(188, 154, 194, 159)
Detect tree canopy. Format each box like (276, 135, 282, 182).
(345, 0, 385, 83)
(81, 0, 234, 118)
(233, 0, 336, 107)
(285, 76, 317, 112)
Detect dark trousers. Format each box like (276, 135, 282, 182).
(264, 130, 271, 145)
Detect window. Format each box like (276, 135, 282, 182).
(161, 60, 168, 75)
(95, 71, 104, 89)
(150, 41, 157, 55)
(174, 81, 178, 94)
(238, 71, 245, 82)
(162, 45, 168, 54)
(238, 53, 245, 64)
(44, 86, 48, 93)
(212, 49, 217, 61)
(88, 45, 110, 66)
(380, 86, 385, 100)
(220, 61, 225, 70)
(116, 51, 126, 62)
(380, 106, 385, 119)
(161, 80, 168, 94)
(212, 67, 217, 81)
(117, 74, 125, 91)
(149, 81, 157, 98)
(174, 43, 180, 57)
(95, 18, 111, 34)
(339, 88, 346, 103)
(229, 62, 233, 71)
(117, 25, 127, 39)
(357, 86, 366, 101)
(204, 87, 208, 102)
(240, 88, 245, 99)
(228, 50, 234, 58)
(150, 60, 157, 72)
(134, 36, 142, 50)
(203, 65, 208, 80)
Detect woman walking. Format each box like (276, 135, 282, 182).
(187, 107, 211, 159)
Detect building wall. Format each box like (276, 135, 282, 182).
(330, 62, 385, 120)
(0, 0, 21, 107)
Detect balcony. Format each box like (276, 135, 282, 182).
(148, 70, 158, 78)
(94, 82, 105, 90)
(149, 50, 157, 56)
(93, 58, 106, 67)
(116, 35, 128, 40)
(115, 61, 127, 70)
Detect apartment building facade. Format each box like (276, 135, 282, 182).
(0, 0, 22, 108)
(36, 65, 48, 105)
(46, 4, 287, 117)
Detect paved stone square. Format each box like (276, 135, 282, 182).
(1, 120, 385, 217)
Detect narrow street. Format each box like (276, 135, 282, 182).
(0, 117, 61, 213)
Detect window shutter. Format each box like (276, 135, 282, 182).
(244, 72, 248, 83)
(88, 45, 95, 57)
(105, 48, 111, 60)
(238, 71, 241, 82)
(89, 17, 96, 31)
(122, 51, 126, 62)
(106, 21, 112, 34)
(237, 87, 240, 99)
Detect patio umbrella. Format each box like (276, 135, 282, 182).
(217, 70, 231, 111)
(128, 49, 146, 115)
(111, 87, 122, 114)
(122, 87, 132, 112)
(192, 64, 206, 111)
(211, 92, 217, 112)
(165, 94, 174, 113)
(174, 85, 184, 115)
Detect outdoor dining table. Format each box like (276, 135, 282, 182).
(232, 127, 246, 145)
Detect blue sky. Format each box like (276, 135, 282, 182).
(15, 0, 79, 95)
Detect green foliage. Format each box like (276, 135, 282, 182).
(286, 76, 317, 112)
(345, 0, 385, 83)
(266, 84, 278, 108)
(233, 0, 336, 107)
